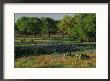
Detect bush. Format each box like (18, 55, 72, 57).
(15, 43, 96, 58)
(15, 44, 80, 58)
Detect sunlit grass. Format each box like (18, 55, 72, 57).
(15, 51, 96, 68)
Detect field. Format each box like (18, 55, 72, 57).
(15, 35, 96, 68)
(15, 51, 96, 68)
(15, 13, 96, 68)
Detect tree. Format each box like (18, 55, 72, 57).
(40, 17, 49, 37)
(81, 14, 96, 42)
(58, 14, 96, 42)
(15, 14, 96, 42)
(71, 13, 96, 42)
(15, 22, 19, 33)
(41, 17, 57, 37)
(57, 15, 75, 37)
(16, 17, 29, 37)
(16, 17, 43, 38)
(28, 17, 42, 37)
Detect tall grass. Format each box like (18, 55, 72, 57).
(15, 51, 96, 68)
(15, 36, 96, 68)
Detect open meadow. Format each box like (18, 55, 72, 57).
(15, 51, 96, 68)
(15, 13, 96, 68)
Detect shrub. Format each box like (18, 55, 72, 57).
(15, 43, 96, 58)
(15, 44, 80, 58)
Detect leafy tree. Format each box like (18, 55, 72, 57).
(16, 17, 29, 37)
(58, 14, 96, 42)
(15, 14, 96, 42)
(71, 13, 96, 42)
(40, 17, 49, 36)
(16, 17, 43, 38)
(15, 23, 19, 32)
(81, 14, 96, 42)
(28, 17, 42, 37)
(57, 15, 75, 37)
(41, 17, 57, 37)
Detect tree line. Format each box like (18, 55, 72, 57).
(15, 13, 96, 42)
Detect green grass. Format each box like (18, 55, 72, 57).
(15, 51, 96, 68)
(15, 37, 96, 46)
(15, 35, 96, 68)
(15, 39, 78, 46)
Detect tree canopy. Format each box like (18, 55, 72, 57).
(15, 13, 96, 42)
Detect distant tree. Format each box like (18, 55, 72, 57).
(57, 15, 75, 37)
(40, 17, 49, 36)
(28, 17, 42, 37)
(15, 22, 19, 32)
(16, 17, 29, 37)
(15, 14, 96, 42)
(16, 17, 43, 38)
(41, 17, 57, 37)
(71, 13, 96, 42)
(48, 18, 58, 37)
(81, 14, 96, 42)
(58, 14, 96, 42)
(70, 14, 83, 41)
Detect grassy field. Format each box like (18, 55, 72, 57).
(15, 14, 96, 68)
(15, 51, 96, 68)
(15, 35, 96, 68)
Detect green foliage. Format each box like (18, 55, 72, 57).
(16, 17, 43, 37)
(15, 14, 96, 68)
(40, 17, 58, 37)
(71, 13, 96, 42)
(15, 13, 96, 42)
(16, 17, 29, 37)
(15, 44, 95, 58)
(28, 17, 42, 37)
(40, 17, 49, 35)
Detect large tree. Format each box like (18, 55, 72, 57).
(16, 17, 30, 37)
(57, 15, 75, 37)
(16, 17, 43, 38)
(41, 17, 57, 37)
(58, 14, 96, 42)
(15, 14, 96, 42)
(40, 17, 49, 37)
(71, 13, 96, 42)
(81, 13, 96, 42)
(28, 17, 42, 37)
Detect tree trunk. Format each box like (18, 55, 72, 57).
(39, 32, 41, 37)
(44, 31, 45, 37)
(35, 33, 36, 38)
(26, 33, 28, 38)
(63, 33, 64, 37)
(49, 32, 50, 37)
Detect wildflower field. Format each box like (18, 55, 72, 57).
(15, 13, 96, 68)
(15, 51, 96, 68)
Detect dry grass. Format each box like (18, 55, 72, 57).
(15, 51, 96, 68)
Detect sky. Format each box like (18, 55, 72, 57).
(15, 13, 75, 22)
